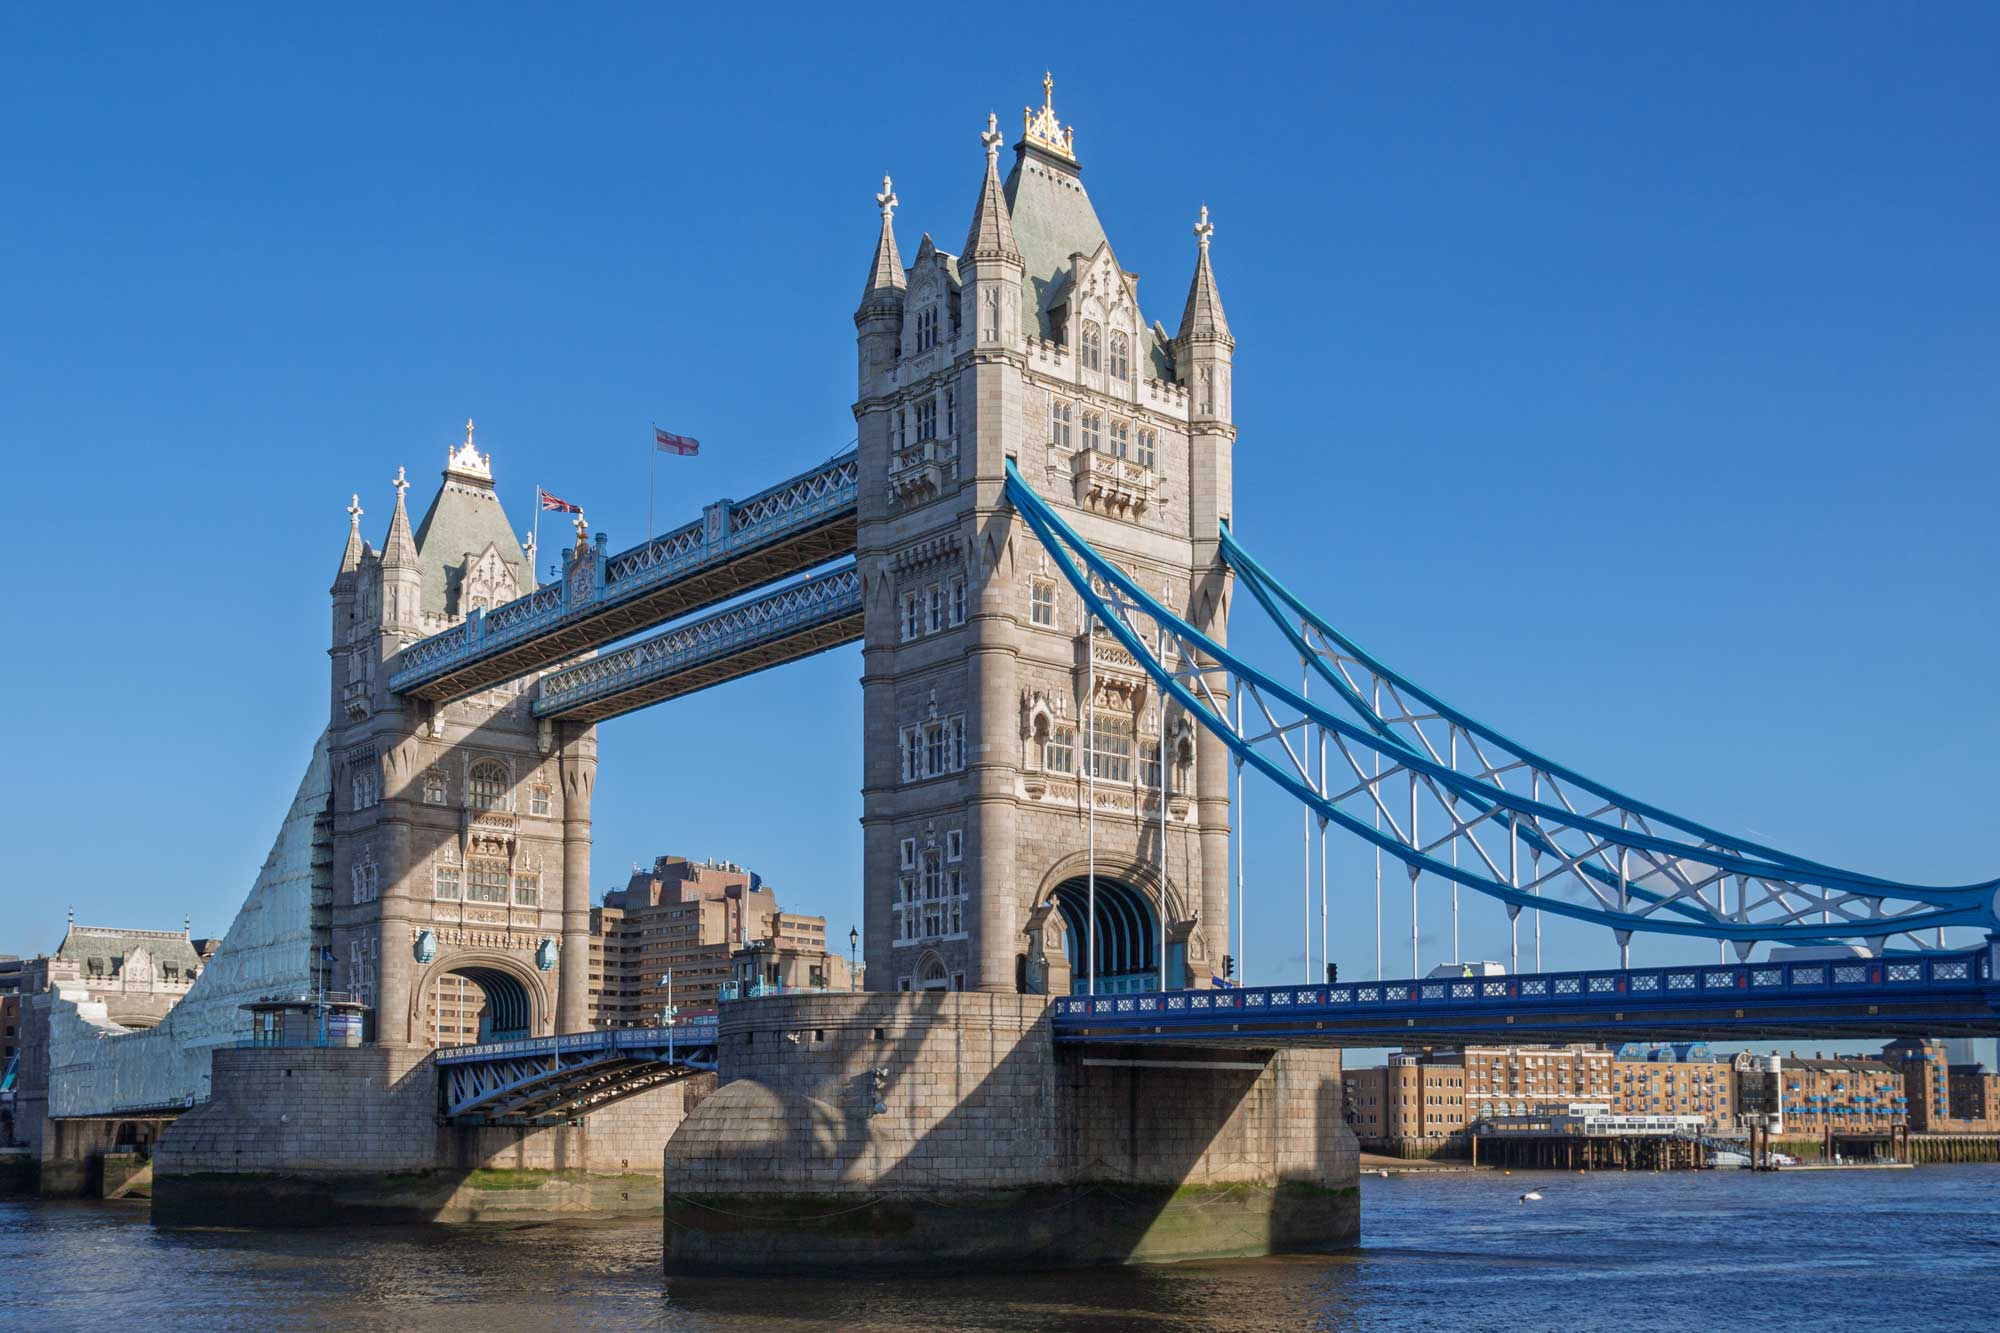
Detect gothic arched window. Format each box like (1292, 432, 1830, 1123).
(1081, 322, 1101, 371)
(1049, 398, 1071, 449)
(1109, 331, 1129, 383)
(468, 759, 510, 812)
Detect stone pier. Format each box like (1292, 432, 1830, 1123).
(662, 992, 1358, 1272)
(152, 1045, 709, 1225)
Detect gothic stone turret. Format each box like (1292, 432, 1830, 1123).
(856, 76, 1235, 996)
(325, 423, 597, 1047)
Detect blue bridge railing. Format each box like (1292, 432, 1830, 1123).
(1052, 950, 1997, 1042)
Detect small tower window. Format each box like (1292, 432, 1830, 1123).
(916, 399, 937, 441)
(1082, 412, 1101, 452)
(1044, 723, 1075, 774)
(1081, 321, 1101, 371)
(1109, 331, 1129, 383)
(916, 306, 939, 352)
(468, 760, 510, 812)
(513, 872, 540, 907)
(1110, 419, 1131, 459)
(422, 768, 447, 805)
(434, 863, 461, 901)
(529, 783, 552, 817)
(925, 584, 945, 634)
(945, 386, 956, 437)
(1137, 428, 1157, 470)
(1049, 399, 1072, 449)
(949, 576, 967, 626)
(900, 592, 922, 641)
(1030, 580, 1056, 626)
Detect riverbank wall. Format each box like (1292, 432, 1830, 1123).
(151, 1045, 710, 1225)
(661, 992, 1359, 1273)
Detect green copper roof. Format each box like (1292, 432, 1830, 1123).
(1004, 146, 1109, 342)
(1003, 146, 1176, 382)
(413, 472, 529, 617)
(56, 926, 203, 975)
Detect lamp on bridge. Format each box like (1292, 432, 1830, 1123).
(848, 926, 859, 993)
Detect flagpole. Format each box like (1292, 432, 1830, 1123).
(533, 487, 543, 582)
(648, 426, 657, 539)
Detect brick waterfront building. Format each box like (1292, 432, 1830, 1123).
(586, 855, 847, 1026)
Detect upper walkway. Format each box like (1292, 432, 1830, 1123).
(389, 452, 858, 702)
(531, 562, 861, 723)
(1051, 946, 2000, 1048)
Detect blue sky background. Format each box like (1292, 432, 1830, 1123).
(3, 5, 1994, 991)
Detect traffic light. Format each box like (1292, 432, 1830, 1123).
(1222, 954, 1236, 980)
(1326, 962, 1338, 985)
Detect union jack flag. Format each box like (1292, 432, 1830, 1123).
(538, 487, 582, 514)
(653, 426, 700, 456)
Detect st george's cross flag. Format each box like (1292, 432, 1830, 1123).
(538, 487, 583, 514)
(653, 426, 700, 456)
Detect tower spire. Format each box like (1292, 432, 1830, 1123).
(381, 465, 419, 568)
(1177, 206, 1232, 346)
(859, 174, 906, 310)
(336, 493, 365, 577)
(962, 113, 1021, 264)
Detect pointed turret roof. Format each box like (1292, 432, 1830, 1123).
(858, 175, 906, 310)
(381, 467, 420, 569)
(335, 494, 365, 581)
(963, 114, 1021, 265)
(412, 420, 528, 617)
(1176, 206, 1232, 346)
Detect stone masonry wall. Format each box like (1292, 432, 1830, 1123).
(153, 1044, 708, 1224)
(662, 992, 1358, 1270)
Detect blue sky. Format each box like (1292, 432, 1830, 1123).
(2, 5, 1994, 988)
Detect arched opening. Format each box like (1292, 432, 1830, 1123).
(425, 966, 532, 1045)
(1050, 874, 1161, 995)
(915, 953, 950, 992)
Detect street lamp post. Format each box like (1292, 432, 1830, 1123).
(660, 970, 675, 1064)
(848, 926, 859, 993)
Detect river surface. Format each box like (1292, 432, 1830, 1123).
(5, 1167, 1998, 1330)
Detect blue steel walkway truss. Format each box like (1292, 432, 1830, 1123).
(390, 452, 858, 703)
(435, 1020, 719, 1126)
(532, 563, 861, 723)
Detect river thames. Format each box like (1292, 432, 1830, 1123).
(5, 1166, 1997, 1330)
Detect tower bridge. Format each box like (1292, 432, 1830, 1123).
(32, 73, 1998, 1265)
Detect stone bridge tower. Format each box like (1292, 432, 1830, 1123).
(856, 77, 1236, 996)
(327, 425, 596, 1046)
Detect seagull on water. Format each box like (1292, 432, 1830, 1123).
(1518, 1189, 1545, 1203)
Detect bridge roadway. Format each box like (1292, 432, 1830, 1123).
(435, 1018, 719, 1126)
(430, 951, 1997, 1128)
(1052, 947, 2000, 1048)
(389, 451, 858, 703)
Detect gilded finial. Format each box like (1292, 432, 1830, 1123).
(572, 510, 590, 552)
(347, 493, 364, 529)
(1194, 205, 1214, 250)
(445, 415, 494, 481)
(876, 175, 898, 221)
(1023, 70, 1076, 161)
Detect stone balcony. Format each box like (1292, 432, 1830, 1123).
(889, 437, 959, 506)
(1069, 447, 1156, 517)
